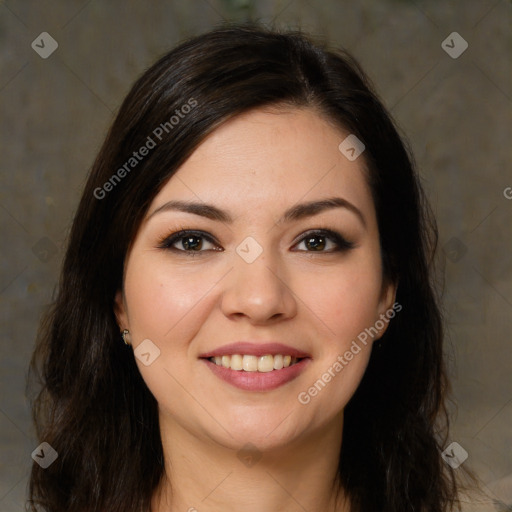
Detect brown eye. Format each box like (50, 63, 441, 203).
(179, 234, 204, 251)
(294, 230, 355, 253)
(303, 234, 327, 251)
(158, 230, 220, 254)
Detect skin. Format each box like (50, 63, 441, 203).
(115, 107, 396, 512)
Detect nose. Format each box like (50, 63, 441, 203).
(220, 246, 298, 324)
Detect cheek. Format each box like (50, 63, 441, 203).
(300, 254, 384, 344)
(124, 256, 221, 341)
(299, 253, 383, 409)
(123, 257, 220, 406)
(297, 266, 380, 412)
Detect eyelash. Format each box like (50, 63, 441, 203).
(156, 228, 355, 256)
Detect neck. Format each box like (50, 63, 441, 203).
(151, 410, 348, 512)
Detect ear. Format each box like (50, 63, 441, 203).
(375, 279, 398, 339)
(114, 289, 129, 330)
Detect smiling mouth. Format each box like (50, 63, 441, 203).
(206, 354, 304, 372)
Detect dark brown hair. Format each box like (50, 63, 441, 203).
(28, 22, 461, 511)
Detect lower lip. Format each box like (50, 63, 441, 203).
(201, 358, 311, 391)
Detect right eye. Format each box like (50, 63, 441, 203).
(157, 230, 222, 255)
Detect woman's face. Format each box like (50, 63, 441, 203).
(115, 107, 395, 451)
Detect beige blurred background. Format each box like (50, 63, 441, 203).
(0, 0, 511, 510)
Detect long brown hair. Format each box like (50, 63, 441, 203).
(28, 22, 461, 511)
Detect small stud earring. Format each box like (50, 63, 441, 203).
(122, 329, 131, 346)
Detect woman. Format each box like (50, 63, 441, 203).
(27, 23, 482, 511)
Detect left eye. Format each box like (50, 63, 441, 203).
(293, 230, 354, 252)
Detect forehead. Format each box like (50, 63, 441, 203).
(150, 107, 375, 224)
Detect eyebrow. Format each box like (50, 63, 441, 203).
(146, 196, 366, 228)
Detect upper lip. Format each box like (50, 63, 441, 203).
(199, 342, 311, 359)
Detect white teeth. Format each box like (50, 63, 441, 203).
(242, 355, 258, 372)
(209, 354, 302, 372)
(273, 354, 284, 370)
(258, 355, 274, 373)
(230, 354, 243, 370)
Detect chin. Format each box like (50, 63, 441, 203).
(205, 410, 312, 452)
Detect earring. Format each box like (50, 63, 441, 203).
(122, 329, 131, 346)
